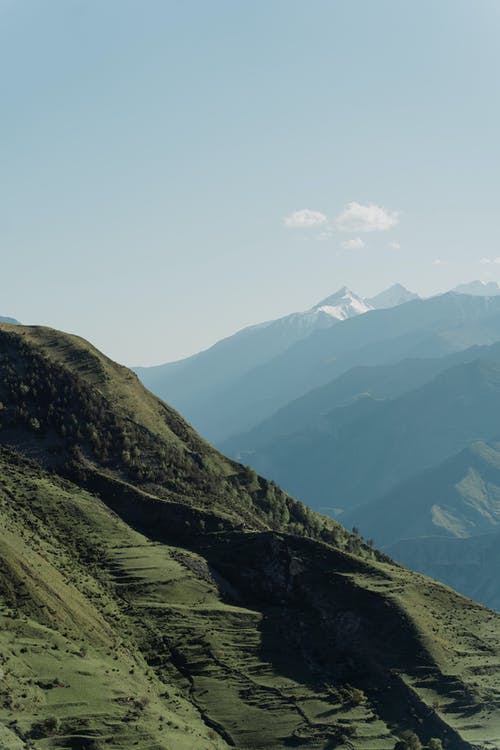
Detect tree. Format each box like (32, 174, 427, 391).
(395, 732, 422, 750)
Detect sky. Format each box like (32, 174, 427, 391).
(1, 0, 500, 365)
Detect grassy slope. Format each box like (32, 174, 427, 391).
(1, 449, 500, 749)
(0, 450, 400, 750)
(0, 450, 227, 750)
(345, 440, 500, 545)
(0, 325, 499, 748)
(342, 439, 500, 609)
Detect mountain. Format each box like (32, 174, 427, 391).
(386, 530, 500, 612)
(346, 438, 500, 544)
(0, 322, 499, 749)
(224, 357, 500, 517)
(184, 292, 500, 443)
(343, 439, 500, 611)
(0, 315, 19, 324)
(136, 284, 430, 443)
(222, 340, 500, 458)
(134, 287, 370, 419)
(367, 283, 419, 309)
(137, 283, 500, 447)
(310, 285, 373, 320)
(225, 342, 500, 611)
(453, 280, 500, 296)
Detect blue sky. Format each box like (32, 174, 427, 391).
(1, 0, 500, 364)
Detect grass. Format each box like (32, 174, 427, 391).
(0, 451, 398, 749)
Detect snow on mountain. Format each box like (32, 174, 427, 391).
(453, 280, 500, 297)
(367, 283, 419, 309)
(263, 284, 415, 341)
(252, 288, 369, 345)
(311, 286, 373, 320)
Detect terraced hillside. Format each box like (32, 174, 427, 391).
(0, 323, 499, 749)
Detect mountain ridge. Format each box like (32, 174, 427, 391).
(171, 292, 500, 443)
(223, 357, 500, 517)
(222, 339, 500, 458)
(133, 284, 420, 441)
(367, 283, 419, 309)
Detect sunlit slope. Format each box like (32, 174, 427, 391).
(1, 449, 499, 749)
(0, 449, 227, 750)
(346, 439, 500, 546)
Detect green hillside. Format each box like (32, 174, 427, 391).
(343, 439, 500, 610)
(346, 439, 500, 545)
(0, 324, 499, 749)
(0, 323, 358, 552)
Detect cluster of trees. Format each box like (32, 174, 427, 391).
(395, 733, 443, 749)
(237, 466, 373, 556)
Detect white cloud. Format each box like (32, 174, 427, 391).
(480, 257, 500, 264)
(433, 258, 444, 265)
(334, 202, 399, 233)
(388, 241, 401, 250)
(283, 209, 328, 228)
(341, 237, 366, 250)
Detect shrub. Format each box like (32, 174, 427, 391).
(395, 731, 422, 750)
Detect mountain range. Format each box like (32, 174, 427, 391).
(225, 351, 500, 513)
(0, 321, 499, 749)
(134, 281, 500, 614)
(134, 283, 419, 441)
(139, 286, 500, 445)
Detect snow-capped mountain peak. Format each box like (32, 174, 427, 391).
(311, 287, 373, 321)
